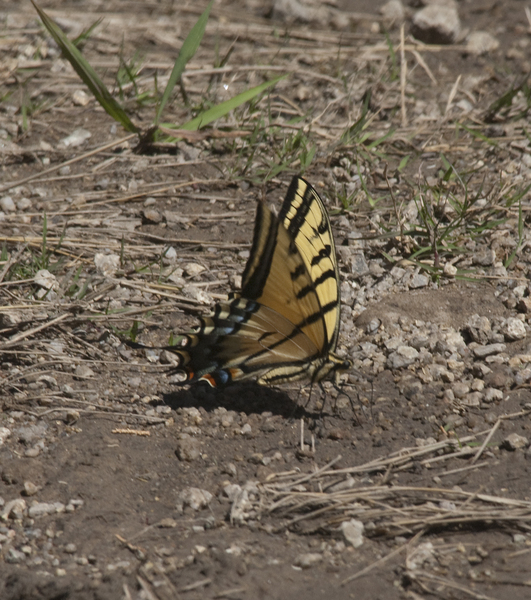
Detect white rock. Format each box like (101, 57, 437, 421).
(411, 4, 460, 44)
(380, 0, 405, 24)
(501, 317, 526, 341)
(483, 388, 503, 403)
(184, 262, 206, 277)
(0, 427, 11, 446)
(94, 253, 120, 277)
(0, 196, 16, 212)
(1, 499, 27, 520)
(466, 31, 499, 55)
(387, 346, 419, 369)
(341, 519, 364, 548)
(60, 128, 91, 147)
(72, 89, 90, 106)
(503, 433, 529, 450)
(293, 552, 323, 568)
(28, 502, 58, 518)
(34, 269, 58, 290)
(406, 541, 436, 570)
(176, 488, 213, 513)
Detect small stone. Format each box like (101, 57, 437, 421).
(387, 346, 419, 369)
(483, 388, 503, 403)
(452, 382, 470, 398)
(443, 263, 457, 277)
(409, 273, 429, 289)
(502, 433, 529, 450)
(72, 89, 90, 106)
(94, 253, 120, 277)
(466, 31, 499, 55)
(28, 502, 58, 518)
(176, 487, 213, 513)
(380, 0, 405, 25)
(0, 427, 11, 446)
(2, 498, 27, 520)
(473, 344, 506, 358)
(143, 209, 162, 224)
(175, 434, 201, 461)
(0, 196, 16, 212)
(501, 318, 526, 341)
(461, 392, 482, 407)
(465, 315, 491, 344)
(411, 4, 461, 45)
(74, 365, 95, 379)
(60, 128, 91, 147)
(23, 482, 40, 497)
(183, 263, 206, 277)
(340, 519, 364, 548)
(294, 552, 323, 569)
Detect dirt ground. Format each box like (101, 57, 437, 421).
(1, 1, 531, 599)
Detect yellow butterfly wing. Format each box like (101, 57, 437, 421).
(171, 176, 350, 386)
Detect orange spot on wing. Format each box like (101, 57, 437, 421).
(200, 373, 217, 387)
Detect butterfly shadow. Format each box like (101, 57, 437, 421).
(163, 381, 320, 420)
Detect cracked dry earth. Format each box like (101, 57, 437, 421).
(1, 1, 531, 599)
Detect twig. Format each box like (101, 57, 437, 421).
(471, 418, 500, 464)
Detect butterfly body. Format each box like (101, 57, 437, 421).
(172, 176, 352, 387)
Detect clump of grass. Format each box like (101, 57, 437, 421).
(31, 0, 285, 149)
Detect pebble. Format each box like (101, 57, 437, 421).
(473, 344, 506, 358)
(502, 433, 529, 451)
(1, 499, 26, 521)
(175, 434, 202, 461)
(176, 488, 213, 513)
(501, 317, 526, 341)
(411, 4, 461, 44)
(387, 346, 419, 369)
(483, 388, 503, 403)
(0, 427, 11, 446)
(293, 552, 323, 569)
(466, 31, 499, 55)
(94, 253, 120, 277)
(0, 196, 16, 212)
(340, 519, 364, 548)
(60, 128, 91, 147)
(28, 502, 64, 518)
(74, 365, 95, 379)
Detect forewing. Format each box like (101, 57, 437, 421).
(278, 176, 341, 351)
(240, 198, 327, 351)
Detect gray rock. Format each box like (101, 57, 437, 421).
(501, 318, 526, 341)
(28, 502, 60, 518)
(294, 552, 323, 568)
(175, 434, 201, 461)
(502, 433, 529, 451)
(1, 498, 26, 520)
(409, 273, 429, 289)
(466, 31, 499, 55)
(380, 0, 405, 25)
(387, 346, 419, 369)
(176, 487, 213, 513)
(18, 424, 47, 444)
(483, 388, 504, 403)
(465, 314, 491, 344)
(341, 519, 364, 548)
(411, 4, 461, 44)
(0, 196, 16, 212)
(473, 343, 506, 358)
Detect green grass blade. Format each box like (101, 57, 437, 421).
(32, 1, 139, 133)
(155, 0, 214, 125)
(162, 75, 286, 138)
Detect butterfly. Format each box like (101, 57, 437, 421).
(171, 176, 352, 388)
